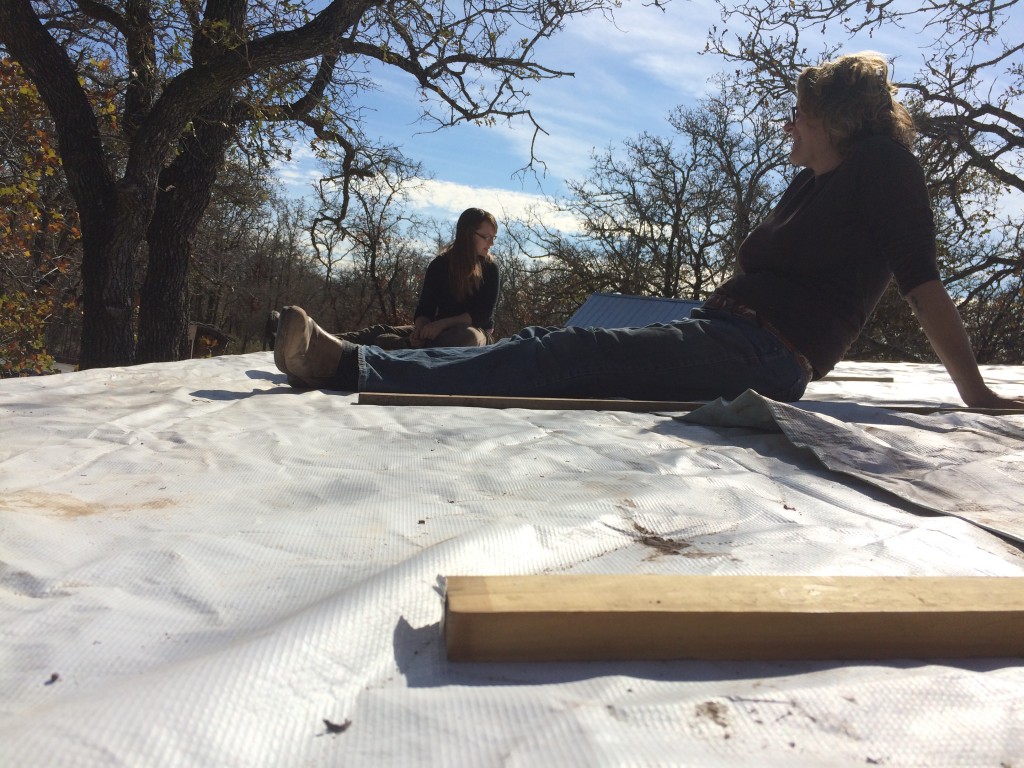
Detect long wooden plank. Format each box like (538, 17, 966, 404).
(881, 405, 1024, 415)
(360, 391, 1022, 416)
(357, 392, 706, 412)
(819, 375, 894, 382)
(444, 575, 1024, 661)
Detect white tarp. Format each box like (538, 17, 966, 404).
(2, 354, 1022, 766)
(682, 389, 1024, 543)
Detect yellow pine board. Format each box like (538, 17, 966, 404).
(444, 575, 1024, 661)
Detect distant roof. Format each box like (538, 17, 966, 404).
(188, 321, 232, 343)
(565, 292, 701, 328)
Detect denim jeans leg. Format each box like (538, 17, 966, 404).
(358, 312, 808, 401)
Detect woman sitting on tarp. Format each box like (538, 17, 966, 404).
(308, 207, 501, 355)
(273, 52, 1022, 410)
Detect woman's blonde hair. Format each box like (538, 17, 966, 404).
(797, 51, 915, 155)
(443, 208, 497, 302)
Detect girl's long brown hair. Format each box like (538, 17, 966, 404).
(442, 208, 497, 302)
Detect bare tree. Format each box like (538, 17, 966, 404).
(0, 0, 644, 368)
(189, 158, 277, 346)
(525, 77, 791, 304)
(309, 153, 428, 331)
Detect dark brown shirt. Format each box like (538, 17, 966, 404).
(717, 136, 939, 376)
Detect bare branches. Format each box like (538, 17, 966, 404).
(707, 0, 1023, 196)
(1, 0, 632, 366)
(521, 77, 792, 304)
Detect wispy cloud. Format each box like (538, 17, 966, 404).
(404, 178, 584, 234)
(272, 143, 322, 195)
(484, 0, 724, 189)
(273, 1, 729, 206)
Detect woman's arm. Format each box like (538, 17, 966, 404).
(410, 258, 448, 346)
(467, 262, 501, 331)
(905, 279, 1024, 408)
(413, 312, 474, 342)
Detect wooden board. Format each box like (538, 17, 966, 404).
(881, 405, 1024, 415)
(444, 575, 1024, 662)
(819, 375, 894, 382)
(358, 392, 1022, 416)
(357, 392, 706, 412)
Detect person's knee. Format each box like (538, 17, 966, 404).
(435, 324, 487, 347)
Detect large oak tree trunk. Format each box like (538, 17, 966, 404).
(136, 0, 243, 363)
(77, 204, 143, 369)
(137, 104, 235, 363)
(0, 1, 145, 369)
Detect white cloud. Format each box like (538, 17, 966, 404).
(483, 1, 724, 186)
(404, 178, 584, 234)
(558, 0, 723, 92)
(272, 143, 322, 195)
(270, 1, 730, 209)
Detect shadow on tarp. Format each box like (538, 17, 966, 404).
(389, 616, 1021, 690)
(647, 407, 952, 524)
(190, 386, 298, 402)
(188, 368, 347, 401)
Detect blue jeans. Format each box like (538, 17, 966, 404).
(355, 309, 809, 402)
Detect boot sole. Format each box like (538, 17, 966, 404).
(274, 306, 306, 377)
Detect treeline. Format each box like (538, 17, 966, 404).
(3, 0, 1023, 374)
(201, 74, 1024, 366)
(1, 0, 632, 371)
(3, 61, 1022, 373)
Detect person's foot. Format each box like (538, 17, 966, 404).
(274, 306, 346, 388)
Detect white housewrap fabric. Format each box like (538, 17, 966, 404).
(1, 354, 1022, 767)
(682, 389, 1024, 543)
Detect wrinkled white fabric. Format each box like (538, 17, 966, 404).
(1, 355, 1022, 767)
(683, 388, 1024, 543)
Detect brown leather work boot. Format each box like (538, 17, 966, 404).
(274, 306, 345, 389)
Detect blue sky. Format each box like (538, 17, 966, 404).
(272, 0, 1021, 230)
(274, 0, 736, 226)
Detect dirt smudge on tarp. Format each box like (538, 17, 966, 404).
(4, 490, 175, 517)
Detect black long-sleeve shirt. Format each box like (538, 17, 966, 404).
(414, 255, 501, 331)
(717, 136, 939, 376)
